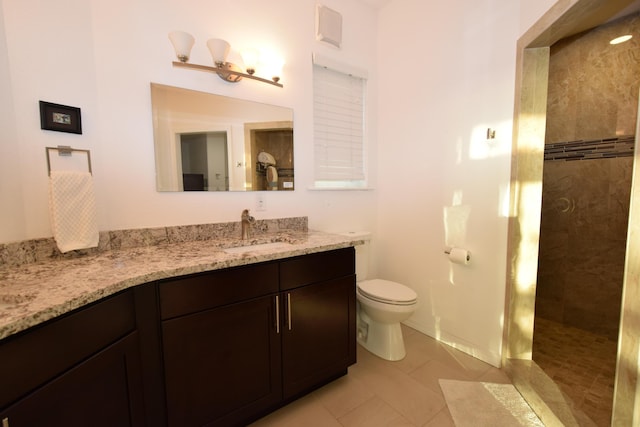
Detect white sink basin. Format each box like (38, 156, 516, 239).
(223, 241, 292, 254)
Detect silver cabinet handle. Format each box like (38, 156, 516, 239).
(287, 293, 292, 330)
(275, 295, 280, 334)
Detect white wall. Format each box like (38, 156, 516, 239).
(0, 0, 379, 243)
(1, 0, 566, 367)
(519, 0, 558, 34)
(0, 2, 25, 243)
(375, 0, 522, 366)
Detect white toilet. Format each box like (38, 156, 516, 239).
(345, 232, 418, 361)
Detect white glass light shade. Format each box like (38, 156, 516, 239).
(269, 57, 284, 82)
(241, 48, 259, 74)
(207, 38, 231, 66)
(168, 31, 195, 62)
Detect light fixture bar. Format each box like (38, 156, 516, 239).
(172, 61, 283, 88)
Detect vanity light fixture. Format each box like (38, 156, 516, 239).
(168, 31, 284, 88)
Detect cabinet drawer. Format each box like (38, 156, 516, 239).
(159, 262, 279, 319)
(0, 290, 136, 409)
(280, 247, 355, 291)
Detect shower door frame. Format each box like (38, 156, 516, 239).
(503, 0, 640, 425)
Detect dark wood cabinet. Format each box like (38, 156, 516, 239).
(0, 333, 144, 427)
(279, 247, 357, 399)
(0, 291, 145, 427)
(161, 295, 282, 426)
(281, 276, 356, 399)
(0, 247, 355, 427)
(157, 247, 356, 426)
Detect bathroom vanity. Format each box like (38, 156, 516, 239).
(0, 232, 357, 427)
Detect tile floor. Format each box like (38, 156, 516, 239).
(532, 317, 618, 426)
(250, 325, 512, 427)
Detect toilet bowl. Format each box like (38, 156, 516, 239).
(356, 278, 417, 361)
(340, 231, 418, 361)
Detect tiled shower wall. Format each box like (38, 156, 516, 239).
(544, 12, 640, 143)
(535, 12, 639, 339)
(536, 154, 632, 339)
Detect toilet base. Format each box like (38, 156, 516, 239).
(357, 311, 407, 361)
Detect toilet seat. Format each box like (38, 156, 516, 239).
(357, 279, 417, 306)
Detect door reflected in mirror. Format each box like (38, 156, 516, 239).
(150, 83, 294, 192)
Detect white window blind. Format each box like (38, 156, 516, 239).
(313, 63, 366, 186)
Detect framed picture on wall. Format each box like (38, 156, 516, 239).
(39, 101, 82, 134)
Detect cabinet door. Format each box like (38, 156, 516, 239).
(162, 294, 282, 427)
(281, 275, 356, 399)
(0, 291, 136, 409)
(0, 332, 145, 427)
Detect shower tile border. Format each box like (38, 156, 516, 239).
(544, 135, 635, 161)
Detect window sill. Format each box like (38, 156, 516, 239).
(307, 186, 375, 191)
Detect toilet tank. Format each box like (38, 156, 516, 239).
(340, 232, 371, 281)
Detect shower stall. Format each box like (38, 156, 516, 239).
(532, 11, 639, 426)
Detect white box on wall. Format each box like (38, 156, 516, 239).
(316, 4, 342, 48)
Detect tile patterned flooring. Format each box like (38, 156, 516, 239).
(250, 325, 512, 427)
(532, 317, 618, 426)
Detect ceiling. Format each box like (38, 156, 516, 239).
(560, 0, 640, 42)
(357, 0, 640, 18)
(357, 0, 392, 9)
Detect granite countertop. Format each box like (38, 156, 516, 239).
(0, 230, 362, 341)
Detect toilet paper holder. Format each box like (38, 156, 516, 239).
(444, 247, 471, 262)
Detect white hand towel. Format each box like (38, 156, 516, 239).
(49, 170, 99, 253)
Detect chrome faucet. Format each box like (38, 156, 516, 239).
(241, 209, 256, 240)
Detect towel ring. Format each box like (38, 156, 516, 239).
(46, 146, 92, 176)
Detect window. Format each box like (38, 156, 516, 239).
(313, 59, 367, 189)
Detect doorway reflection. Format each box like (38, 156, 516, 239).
(180, 132, 229, 191)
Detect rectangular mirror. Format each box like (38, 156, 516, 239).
(150, 83, 294, 191)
